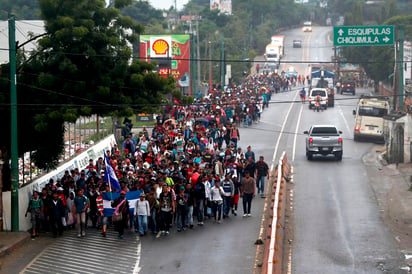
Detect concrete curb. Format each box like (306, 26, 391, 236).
(0, 232, 31, 258)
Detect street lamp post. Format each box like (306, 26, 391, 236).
(8, 14, 19, 231)
(220, 35, 225, 89)
(209, 41, 212, 94)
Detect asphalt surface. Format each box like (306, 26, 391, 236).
(20, 229, 140, 274)
(288, 26, 407, 273)
(2, 25, 412, 274)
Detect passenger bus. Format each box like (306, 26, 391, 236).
(353, 95, 390, 142)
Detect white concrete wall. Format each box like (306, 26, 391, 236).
(2, 134, 117, 231)
(404, 114, 412, 162)
(405, 41, 412, 85)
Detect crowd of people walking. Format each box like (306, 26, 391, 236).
(26, 73, 275, 239)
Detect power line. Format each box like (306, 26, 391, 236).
(16, 20, 45, 28)
(0, 47, 406, 64)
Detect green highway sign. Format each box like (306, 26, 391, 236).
(333, 25, 394, 46)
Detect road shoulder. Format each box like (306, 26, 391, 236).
(363, 145, 412, 267)
(0, 232, 54, 273)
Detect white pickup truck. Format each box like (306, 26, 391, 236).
(303, 125, 343, 161)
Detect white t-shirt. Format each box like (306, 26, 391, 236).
(134, 199, 150, 216)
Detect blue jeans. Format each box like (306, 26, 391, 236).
(177, 206, 187, 230)
(138, 215, 148, 235)
(231, 138, 238, 148)
(196, 198, 204, 222)
(133, 215, 138, 231)
(256, 176, 266, 195)
(187, 205, 194, 226)
(149, 208, 157, 233)
(243, 193, 253, 214)
(223, 196, 232, 216)
(159, 210, 172, 232)
(212, 201, 223, 221)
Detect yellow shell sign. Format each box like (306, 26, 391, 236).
(152, 39, 169, 55)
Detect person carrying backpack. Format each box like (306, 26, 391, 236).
(300, 88, 306, 104)
(134, 193, 150, 236)
(25, 191, 44, 238)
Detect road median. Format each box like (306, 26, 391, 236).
(255, 152, 291, 274)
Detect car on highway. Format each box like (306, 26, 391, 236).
(302, 21, 312, 32)
(308, 88, 328, 110)
(285, 66, 298, 78)
(293, 40, 302, 48)
(304, 125, 343, 160)
(341, 79, 356, 95)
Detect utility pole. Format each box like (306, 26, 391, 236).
(0, 149, 4, 232)
(196, 17, 200, 95)
(243, 39, 247, 75)
(191, 33, 196, 97)
(398, 24, 404, 110)
(9, 14, 19, 231)
(209, 40, 212, 94)
(220, 34, 225, 89)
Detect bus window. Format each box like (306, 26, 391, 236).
(358, 106, 388, 117)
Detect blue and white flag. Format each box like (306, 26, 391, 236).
(102, 190, 143, 217)
(103, 151, 121, 191)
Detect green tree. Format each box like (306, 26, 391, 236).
(121, 1, 163, 26)
(388, 0, 398, 18)
(0, 0, 41, 20)
(0, 0, 174, 169)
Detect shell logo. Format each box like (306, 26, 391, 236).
(152, 39, 169, 55)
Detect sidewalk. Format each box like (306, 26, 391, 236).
(373, 148, 412, 265)
(0, 231, 30, 258)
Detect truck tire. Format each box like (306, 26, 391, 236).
(306, 151, 313, 160)
(335, 151, 343, 161)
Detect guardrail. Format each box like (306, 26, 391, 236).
(261, 151, 290, 274)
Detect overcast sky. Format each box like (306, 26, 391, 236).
(148, 0, 190, 10)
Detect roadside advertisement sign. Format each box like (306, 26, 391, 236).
(140, 35, 191, 94)
(210, 0, 232, 15)
(136, 113, 154, 122)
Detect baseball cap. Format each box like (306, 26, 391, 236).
(140, 193, 146, 197)
(120, 191, 126, 195)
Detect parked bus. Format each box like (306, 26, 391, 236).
(353, 95, 390, 142)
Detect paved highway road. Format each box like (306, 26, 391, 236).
(287, 26, 406, 273)
(12, 26, 408, 274)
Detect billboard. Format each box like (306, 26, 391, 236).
(140, 35, 191, 94)
(210, 0, 232, 15)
